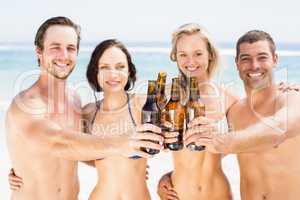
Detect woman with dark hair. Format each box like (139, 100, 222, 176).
(7, 39, 167, 199)
(82, 39, 168, 200)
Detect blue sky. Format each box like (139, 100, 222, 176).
(1, 0, 300, 43)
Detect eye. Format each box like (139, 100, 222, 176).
(195, 52, 203, 56)
(50, 46, 60, 50)
(116, 65, 125, 70)
(178, 53, 186, 58)
(99, 65, 109, 70)
(67, 46, 77, 52)
(240, 57, 250, 62)
(258, 56, 268, 61)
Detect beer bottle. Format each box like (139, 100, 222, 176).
(165, 77, 185, 151)
(186, 77, 206, 151)
(156, 71, 167, 110)
(141, 80, 160, 155)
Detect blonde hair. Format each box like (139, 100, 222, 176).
(170, 23, 220, 78)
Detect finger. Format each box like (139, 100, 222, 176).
(10, 185, 21, 191)
(188, 116, 216, 128)
(132, 150, 153, 158)
(9, 180, 23, 185)
(184, 127, 212, 140)
(136, 124, 162, 134)
(9, 176, 23, 182)
(162, 121, 173, 129)
(185, 134, 212, 146)
(134, 132, 164, 144)
(164, 131, 179, 138)
(10, 182, 22, 188)
(195, 138, 213, 146)
(166, 194, 180, 200)
(135, 140, 163, 150)
(164, 138, 178, 144)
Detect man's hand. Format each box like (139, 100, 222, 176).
(115, 123, 164, 158)
(278, 82, 300, 92)
(8, 168, 23, 191)
(184, 116, 233, 154)
(157, 172, 179, 200)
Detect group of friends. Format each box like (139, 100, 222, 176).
(5, 16, 300, 200)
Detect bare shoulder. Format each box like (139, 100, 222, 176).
(278, 90, 300, 108)
(227, 98, 247, 123)
(217, 85, 240, 113)
(6, 90, 51, 136)
(82, 102, 97, 121)
(67, 88, 82, 111)
(131, 93, 146, 109)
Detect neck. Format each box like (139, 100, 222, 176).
(36, 71, 68, 114)
(245, 83, 277, 107)
(197, 76, 213, 95)
(102, 91, 127, 111)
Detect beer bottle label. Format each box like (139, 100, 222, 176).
(167, 110, 184, 131)
(142, 110, 160, 126)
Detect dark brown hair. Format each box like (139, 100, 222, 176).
(34, 16, 81, 65)
(86, 39, 137, 92)
(236, 30, 276, 58)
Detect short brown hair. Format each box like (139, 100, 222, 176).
(236, 30, 276, 57)
(34, 16, 81, 65)
(86, 39, 137, 92)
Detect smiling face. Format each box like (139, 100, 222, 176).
(236, 40, 278, 90)
(36, 25, 78, 80)
(97, 46, 129, 93)
(175, 33, 211, 80)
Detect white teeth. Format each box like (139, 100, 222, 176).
(248, 73, 262, 77)
(106, 81, 120, 85)
(186, 66, 198, 72)
(54, 62, 68, 67)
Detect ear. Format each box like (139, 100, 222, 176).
(273, 53, 278, 67)
(35, 47, 42, 57)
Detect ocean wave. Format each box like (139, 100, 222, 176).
(1, 45, 300, 56)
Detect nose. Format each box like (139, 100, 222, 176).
(186, 56, 196, 66)
(108, 68, 119, 78)
(58, 48, 68, 59)
(251, 59, 261, 71)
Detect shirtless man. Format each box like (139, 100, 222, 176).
(185, 30, 300, 199)
(5, 16, 163, 200)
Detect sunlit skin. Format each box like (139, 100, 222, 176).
(183, 40, 300, 200)
(5, 25, 81, 200)
(236, 40, 278, 90)
(176, 33, 210, 82)
(83, 46, 172, 200)
(229, 40, 300, 200)
(37, 25, 78, 80)
(157, 32, 235, 200)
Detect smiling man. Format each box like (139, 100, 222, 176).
(5, 16, 163, 200)
(185, 30, 300, 200)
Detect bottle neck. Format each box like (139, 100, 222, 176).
(189, 88, 199, 101)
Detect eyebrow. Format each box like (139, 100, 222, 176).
(98, 62, 126, 66)
(49, 43, 76, 47)
(177, 49, 203, 53)
(239, 52, 269, 58)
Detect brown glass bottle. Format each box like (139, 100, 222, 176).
(186, 77, 206, 151)
(165, 77, 185, 151)
(141, 80, 160, 155)
(156, 72, 168, 131)
(156, 72, 167, 110)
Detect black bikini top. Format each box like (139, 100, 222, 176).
(90, 93, 140, 160)
(91, 93, 136, 128)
